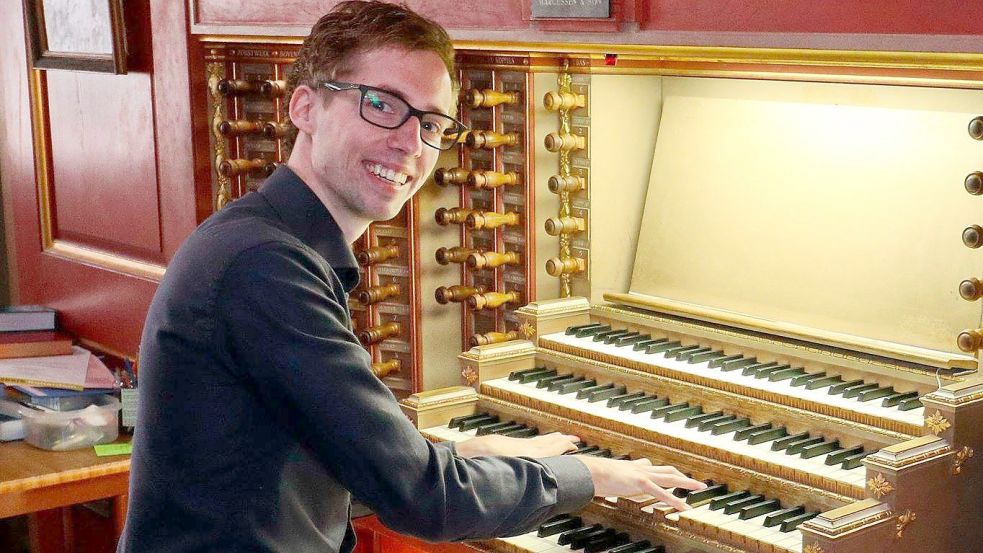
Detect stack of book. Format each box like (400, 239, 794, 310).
(0, 306, 117, 442)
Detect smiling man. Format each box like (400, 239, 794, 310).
(118, 2, 702, 553)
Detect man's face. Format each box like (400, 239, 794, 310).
(305, 46, 454, 226)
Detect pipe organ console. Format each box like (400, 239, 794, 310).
(196, 36, 983, 553)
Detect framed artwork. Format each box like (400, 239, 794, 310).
(23, 0, 127, 74)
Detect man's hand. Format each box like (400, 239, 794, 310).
(455, 432, 580, 458)
(574, 456, 707, 511)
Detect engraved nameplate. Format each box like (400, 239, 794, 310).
(531, 0, 610, 18)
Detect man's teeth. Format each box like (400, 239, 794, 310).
(369, 163, 408, 185)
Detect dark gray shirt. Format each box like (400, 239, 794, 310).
(118, 166, 593, 553)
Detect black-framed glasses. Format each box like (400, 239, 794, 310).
(319, 81, 467, 151)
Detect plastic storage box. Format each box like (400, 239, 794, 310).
(19, 395, 120, 450)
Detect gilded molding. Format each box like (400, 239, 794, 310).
(925, 411, 951, 435)
(206, 62, 232, 210)
(457, 340, 537, 363)
(896, 509, 916, 539)
(802, 508, 895, 539)
(953, 446, 975, 476)
(867, 473, 894, 499)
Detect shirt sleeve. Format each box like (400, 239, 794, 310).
(217, 242, 594, 541)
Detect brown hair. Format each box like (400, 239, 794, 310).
(283, 1, 456, 149)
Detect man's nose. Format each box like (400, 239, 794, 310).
(388, 115, 424, 157)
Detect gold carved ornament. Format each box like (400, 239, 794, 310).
(461, 366, 478, 385)
(519, 321, 535, 339)
(867, 473, 895, 500)
(924, 411, 951, 435)
(953, 446, 975, 475)
(895, 509, 916, 539)
(803, 544, 825, 553)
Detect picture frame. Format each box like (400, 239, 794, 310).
(22, 0, 128, 74)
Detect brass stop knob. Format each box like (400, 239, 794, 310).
(435, 285, 485, 304)
(963, 225, 983, 248)
(356, 283, 401, 305)
(470, 330, 520, 347)
(358, 321, 400, 345)
(435, 246, 477, 265)
(960, 278, 983, 301)
(543, 91, 586, 112)
(260, 79, 288, 98)
(969, 116, 983, 140)
(216, 79, 262, 96)
(546, 256, 586, 277)
(957, 329, 983, 352)
(468, 291, 520, 311)
(544, 132, 585, 153)
(466, 211, 520, 230)
(263, 121, 290, 139)
(357, 244, 399, 266)
(466, 131, 519, 149)
(467, 251, 520, 270)
(435, 207, 475, 226)
(371, 359, 400, 379)
(966, 172, 983, 195)
(545, 216, 586, 236)
(434, 167, 469, 186)
(218, 158, 276, 177)
(468, 170, 519, 189)
(217, 119, 264, 136)
(548, 174, 586, 194)
(465, 88, 519, 108)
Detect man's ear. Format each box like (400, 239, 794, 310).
(288, 85, 318, 135)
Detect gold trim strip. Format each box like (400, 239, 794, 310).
(605, 292, 976, 371)
(47, 241, 165, 281)
(540, 338, 922, 437)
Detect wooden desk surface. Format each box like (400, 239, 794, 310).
(0, 436, 131, 519)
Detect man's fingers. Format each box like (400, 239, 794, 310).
(651, 474, 707, 491)
(631, 458, 653, 466)
(646, 483, 690, 511)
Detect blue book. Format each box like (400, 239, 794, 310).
(0, 305, 56, 332)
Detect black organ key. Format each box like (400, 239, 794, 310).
(697, 414, 736, 432)
(780, 511, 819, 532)
(592, 449, 613, 458)
(683, 410, 724, 428)
(476, 420, 517, 435)
(646, 340, 681, 354)
(538, 515, 582, 537)
(742, 361, 779, 377)
(650, 401, 691, 420)
(769, 367, 807, 382)
(517, 368, 557, 384)
(630, 396, 670, 414)
(585, 532, 630, 553)
(618, 394, 659, 412)
(675, 346, 713, 362)
(709, 417, 751, 436)
(664, 344, 702, 358)
(708, 353, 744, 368)
(572, 445, 601, 455)
(615, 333, 650, 347)
(570, 527, 615, 550)
(841, 382, 879, 399)
(605, 331, 640, 345)
(536, 373, 573, 388)
(662, 404, 702, 422)
(484, 422, 525, 435)
(557, 523, 603, 546)
(557, 379, 598, 395)
(608, 541, 653, 553)
(460, 415, 498, 431)
(634, 338, 668, 351)
(448, 413, 488, 429)
(722, 494, 764, 515)
(825, 445, 864, 466)
(734, 422, 772, 441)
(576, 324, 611, 338)
(858, 386, 895, 402)
(607, 391, 646, 408)
(804, 375, 843, 390)
(842, 450, 874, 469)
(882, 390, 918, 407)
(509, 367, 546, 381)
(799, 440, 840, 459)
(747, 426, 788, 445)
(546, 375, 583, 392)
(672, 486, 691, 498)
(588, 385, 627, 403)
(790, 371, 826, 387)
(686, 483, 729, 505)
(753, 364, 791, 379)
(785, 436, 825, 455)
(635, 547, 667, 553)
(828, 378, 865, 395)
(709, 490, 750, 510)
(566, 322, 604, 335)
(720, 357, 758, 372)
(771, 432, 811, 451)
(898, 397, 923, 411)
(739, 498, 782, 520)
(763, 506, 805, 527)
(693, 350, 732, 364)
(593, 328, 626, 342)
(502, 426, 537, 438)
(577, 383, 614, 399)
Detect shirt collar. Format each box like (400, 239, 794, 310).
(258, 166, 360, 292)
